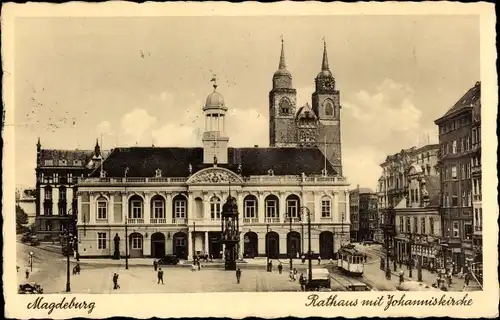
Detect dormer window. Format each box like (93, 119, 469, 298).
(59, 159, 67, 166)
(100, 170, 107, 178)
(155, 169, 162, 178)
(73, 160, 81, 166)
(268, 169, 274, 176)
(44, 159, 53, 166)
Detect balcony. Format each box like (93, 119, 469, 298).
(242, 218, 259, 224)
(78, 177, 188, 185)
(172, 218, 188, 225)
(150, 218, 167, 224)
(127, 218, 144, 224)
(320, 217, 333, 222)
(473, 194, 482, 201)
(471, 167, 481, 175)
(265, 218, 280, 223)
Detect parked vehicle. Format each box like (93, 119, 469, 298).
(304, 268, 331, 291)
(18, 283, 43, 294)
(337, 244, 364, 276)
(21, 233, 32, 243)
(29, 236, 40, 246)
(158, 254, 179, 265)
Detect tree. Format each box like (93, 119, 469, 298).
(16, 205, 29, 234)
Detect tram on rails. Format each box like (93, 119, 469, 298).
(337, 244, 365, 276)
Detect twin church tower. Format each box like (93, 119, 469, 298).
(269, 39, 343, 175)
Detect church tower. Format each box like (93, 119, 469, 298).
(202, 80, 229, 164)
(312, 41, 343, 175)
(269, 39, 297, 147)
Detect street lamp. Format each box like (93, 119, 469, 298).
(408, 232, 413, 278)
(266, 224, 270, 270)
(29, 252, 33, 272)
(299, 206, 312, 285)
(192, 221, 196, 262)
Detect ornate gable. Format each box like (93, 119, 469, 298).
(187, 167, 243, 184)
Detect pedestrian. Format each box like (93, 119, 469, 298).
(399, 269, 404, 285)
(236, 268, 242, 284)
(289, 270, 294, 281)
(76, 263, 81, 274)
(209, 254, 213, 262)
(113, 273, 120, 290)
(269, 260, 273, 272)
(17, 266, 19, 273)
(293, 268, 298, 281)
(364, 254, 368, 263)
(278, 263, 283, 274)
(430, 261, 434, 273)
(153, 259, 158, 271)
(317, 255, 321, 265)
(447, 272, 452, 287)
(299, 273, 305, 291)
(25, 269, 29, 279)
(197, 259, 201, 271)
(191, 263, 197, 272)
(157, 268, 164, 284)
(76, 252, 80, 261)
(301, 254, 306, 264)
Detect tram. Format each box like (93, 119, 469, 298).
(337, 244, 365, 276)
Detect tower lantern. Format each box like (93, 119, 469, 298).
(220, 192, 240, 270)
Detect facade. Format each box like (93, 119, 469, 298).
(394, 162, 442, 270)
(16, 188, 37, 226)
(375, 143, 439, 244)
(269, 40, 342, 175)
(35, 139, 106, 240)
(470, 98, 482, 282)
(350, 186, 377, 242)
(434, 81, 480, 273)
(75, 42, 351, 259)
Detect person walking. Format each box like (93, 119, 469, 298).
(157, 268, 164, 284)
(153, 259, 158, 271)
(25, 269, 29, 279)
(317, 255, 322, 265)
(197, 259, 201, 271)
(236, 268, 242, 284)
(289, 269, 294, 281)
(113, 273, 120, 290)
(299, 273, 305, 291)
(293, 268, 298, 281)
(364, 254, 368, 263)
(399, 268, 404, 285)
(463, 272, 470, 289)
(277, 263, 283, 274)
(301, 254, 306, 264)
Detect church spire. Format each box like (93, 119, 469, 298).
(321, 38, 329, 71)
(278, 36, 286, 70)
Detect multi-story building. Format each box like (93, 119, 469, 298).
(75, 41, 351, 259)
(35, 139, 105, 240)
(394, 159, 442, 270)
(16, 188, 37, 226)
(375, 143, 439, 244)
(349, 186, 377, 242)
(434, 81, 480, 273)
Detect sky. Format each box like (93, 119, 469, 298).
(12, 15, 480, 191)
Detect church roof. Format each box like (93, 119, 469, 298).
(39, 149, 95, 167)
(92, 147, 338, 178)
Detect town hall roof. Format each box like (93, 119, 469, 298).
(91, 147, 338, 178)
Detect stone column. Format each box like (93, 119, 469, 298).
(333, 192, 339, 221)
(109, 194, 115, 223)
(238, 233, 244, 260)
(258, 192, 265, 223)
(89, 193, 96, 224)
(53, 186, 60, 215)
(122, 192, 127, 223)
(144, 193, 151, 224)
(187, 231, 192, 261)
(40, 187, 45, 215)
(166, 193, 173, 222)
(187, 192, 193, 223)
(279, 192, 286, 222)
(204, 231, 209, 254)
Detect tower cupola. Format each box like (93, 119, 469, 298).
(202, 79, 229, 164)
(272, 38, 293, 90)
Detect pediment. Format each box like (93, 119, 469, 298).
(187, 167, 243, 184)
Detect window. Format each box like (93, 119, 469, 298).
(464, 223, 473, 240)
(451, 166, 457, 180)
(460, 164, 465, 179)
(131, 235, 143, 249)
(286, 198, 299, 217)
(97, 199, 107, 220)
(324, 102, 333, 116)
(97, 232, 107, 249)
(461, 191, 466, 207)
(413, 217, 418, 234)
(406, 217, 411, 233)
(429, 218, 434, 235)
(446, 143, 450, 155)
(153, 200, 165, 218)
(421, 217, 426, 234)
(267, 169, 274, 176)
(130, 200, 143, 219)
(174, 199, 186, 218)
(73, 160, 82, 166)
(452, 194, 458, 207)
(53, 173, 59, 183)
(452, 221, 459, 238)
(467, 191, 471, 206)
(60, 159, 67, 166)
(59, 187, 66, 201)
(452, 141, 457, 154)
(279, 99, 291, 115)
(465, 136, 470, 151)
(155, 169, 162, 178)
(466, 164, 471, 178)
(321, 198, 331, 217)
(210, 196, 221, 219)
(45, 187, 52, 200)
(266, 199, 277, 218)
(175, 237, 185, 247)
(471, 128, 477, 144)
(67, 173, 73, 184)
(44, 159, 53, 166)
(244, 199, 256, 218)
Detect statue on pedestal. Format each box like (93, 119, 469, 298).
(113, 233, 121, 260)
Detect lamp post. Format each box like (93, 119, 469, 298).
(124, 167, 129, 270)
(408, 232, 413, 278)
(299, 206, 312, 285)
(192, 221, 196, 262)
(29, 252, 33, 272)
(266, 224, 270, 269)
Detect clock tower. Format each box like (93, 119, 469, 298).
(269, 38, 297, 147)
(312, 41, 343, 175)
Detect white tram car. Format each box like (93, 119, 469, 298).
(337, 245, 364, 276)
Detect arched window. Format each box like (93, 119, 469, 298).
(286, 194, 300, 218)
(210, 196, 221, 219)
(324, 101, 334, 116)
(129, 195, 144, 219)
(265, 195, 279, 220)
(244, 195, 258, 219)
(96, 196, 108, 220)
(151, 195, 165, 219)
(130, 233, 143, 249)
(279, 99, 291, 115)
(173, 195, 187, 219)
(321, 196, 331, 218)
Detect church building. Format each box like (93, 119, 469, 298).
(75, 40, 351, 260)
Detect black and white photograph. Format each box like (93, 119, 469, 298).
(2, 1, 498, 319)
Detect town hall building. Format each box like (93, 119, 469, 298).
(74, 40, 351, 260)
